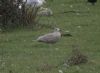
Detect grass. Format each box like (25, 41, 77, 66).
(0, 0, 100, 73)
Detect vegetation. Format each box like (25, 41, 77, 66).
(0, 0, 100, 73)
(0, 0, 39, 30)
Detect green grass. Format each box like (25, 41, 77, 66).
(0, 0, 100, 73)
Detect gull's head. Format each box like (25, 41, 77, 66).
(54, 28, 61, 32)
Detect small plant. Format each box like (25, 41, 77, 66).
(23, 5, 40, 26)
(67, 46, 88, 66)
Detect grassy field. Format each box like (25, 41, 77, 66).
(0, 0, 100, 73)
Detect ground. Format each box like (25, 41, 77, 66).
(0, 0, 100, 73)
